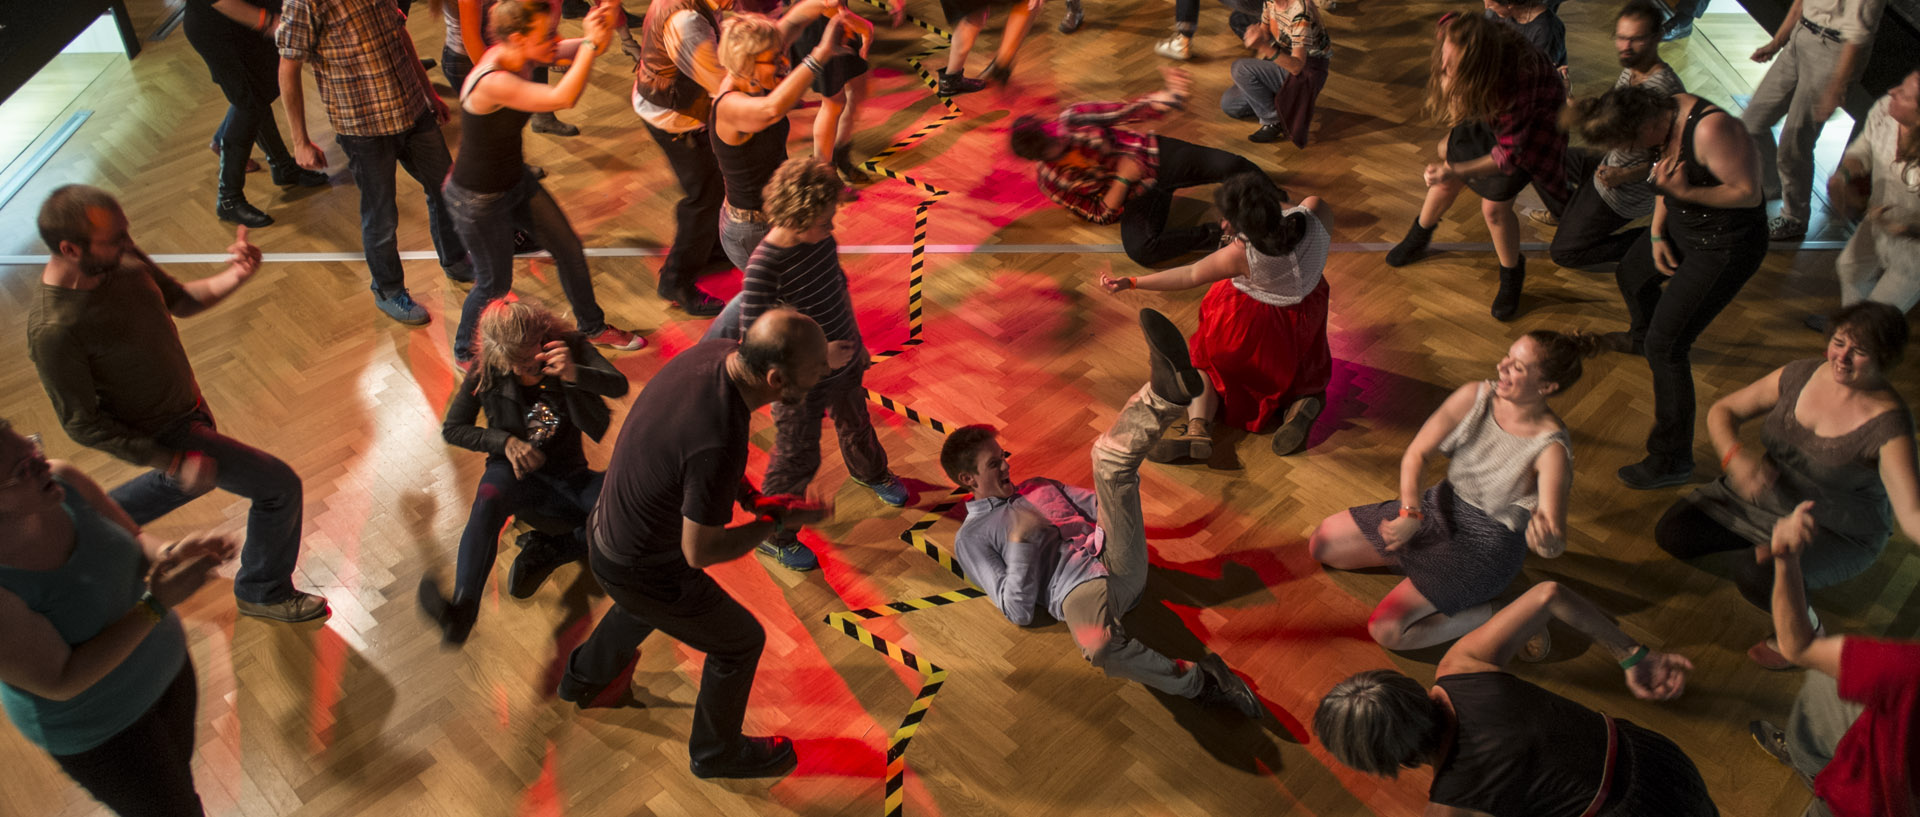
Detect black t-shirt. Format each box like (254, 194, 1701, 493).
(592, 340, 749, 569)
(522, 379, 583, 471)
(1430, 672, 1608, 817)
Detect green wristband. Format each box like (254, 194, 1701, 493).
(1618, 644, 1650, 670)
(1649, 234, 1664, 243)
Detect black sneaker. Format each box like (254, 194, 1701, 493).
(673, 289, 727, 317)
(508, 530, 576, 599)
(690, 736, 798, 779)
(1248, 123, 1285, 143)
(1140, 309, 1203, 405)
(215, 197, 274, 228)
(938, 71, 987, 97)
(1616, 458, 1692, 490)
(1193, 654, 1263, 719)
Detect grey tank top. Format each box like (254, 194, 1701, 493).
(1440, 382, 1572, 531)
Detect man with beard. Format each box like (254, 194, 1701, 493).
(1534, 0, 1685, 271)
(558, 308, 836, 780)
(26, 185, 328, 624)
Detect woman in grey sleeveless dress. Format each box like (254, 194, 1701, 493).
(1308, 331, 1603, 650)
(1655, 302, 1920, 669)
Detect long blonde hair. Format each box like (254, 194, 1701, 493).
(471, 299, 570, 392)
(717, 14, 782, 79)
(1425, 12, 1535, 126)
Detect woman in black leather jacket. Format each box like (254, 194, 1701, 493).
(419, 299, 629, 644)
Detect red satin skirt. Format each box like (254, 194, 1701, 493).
(1187, 277, 1332, 433)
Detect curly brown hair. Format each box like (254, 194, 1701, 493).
(1563, 84, 1677, 152)
(1425, 11, 1537, 126)
(762, 156, 845, 230)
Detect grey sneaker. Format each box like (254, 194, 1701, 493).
(375, 289, 429, 325)
(237, 590, 330, 623)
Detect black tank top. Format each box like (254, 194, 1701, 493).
(450, 66, 534, 194)
(1667, 100, 1765, 251)
(1429, 672, 1611, 817)
(711, 89, 791, 211)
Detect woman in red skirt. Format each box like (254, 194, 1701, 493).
(1101, 172, 1333, 459)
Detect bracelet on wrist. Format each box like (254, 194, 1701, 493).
(1618, 644, 1650, 670)
(1398, 505, 1423, 520)
(802, 55, 825, 75)
(1720, 442, 1741, 470)
(136, 591, 167, 624)
(1649, 234, 1664, 243)
(1124, 277, 1137, 290)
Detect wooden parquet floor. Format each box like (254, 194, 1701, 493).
(0, 0, 1913, 815)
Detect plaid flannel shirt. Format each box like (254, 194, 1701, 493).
(1485, 44, 1569, 202)
(1034, 97, 1170, 225)
(278, 0, 430, 137)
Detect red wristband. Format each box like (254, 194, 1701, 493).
(1720, 443, 1741, 470)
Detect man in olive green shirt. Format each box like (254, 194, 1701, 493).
(26, 185, 327, 623)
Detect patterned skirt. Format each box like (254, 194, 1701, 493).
(1347, 481, 1526, 615)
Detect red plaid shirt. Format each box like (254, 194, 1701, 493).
(1033, 97, 1170, 225)
(1485, 43, 1569, 202)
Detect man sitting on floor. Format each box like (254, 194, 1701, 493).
(939, 309, 1264, 718)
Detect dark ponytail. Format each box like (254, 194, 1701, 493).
(1214, 173, 1303, 257)
(1526, 330, 1605, 393)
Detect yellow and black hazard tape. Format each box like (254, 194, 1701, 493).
(900, 498, 968, 578)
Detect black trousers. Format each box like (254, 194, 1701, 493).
(52, 663, 204, 817)
(1655, 500, 1772, 609)
(1121, 137, 1270, 266)
(1615, 217, 1765, 467)
(644, 121, 725, 297)
(563, 548, 766, 763)
(1551, 148, 1645, 270)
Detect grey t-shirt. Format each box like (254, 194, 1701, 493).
(1596, 65, 1686, 219)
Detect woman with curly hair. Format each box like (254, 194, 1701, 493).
(1820, 70, 1920, 322)
(1383, 11, 1569, 323)
(1101, 173, 1333, 459)
(1563, 84, 1765, 490)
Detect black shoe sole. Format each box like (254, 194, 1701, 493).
(689, 739, 798, 779)
(1140, 309, 1202, 404)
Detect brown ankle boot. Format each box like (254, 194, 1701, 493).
(1180, 417, 1212, 461)
(1147, 421, 1191, 463)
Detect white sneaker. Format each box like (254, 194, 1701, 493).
(1155, 33, 1192, 60)
(1522, 206, 1558, 227)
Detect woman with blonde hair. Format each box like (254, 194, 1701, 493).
(420, 298, 629, 644)
(1383, 11, 1569, 323)
(710, 12, 852, 270)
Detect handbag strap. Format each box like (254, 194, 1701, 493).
(1577, 714, 1620, 817)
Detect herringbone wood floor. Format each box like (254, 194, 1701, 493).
(0, 0, 1912, 815)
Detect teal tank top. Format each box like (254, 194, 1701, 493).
(0, 478, 187, 755)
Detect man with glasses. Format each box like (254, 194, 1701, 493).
(25, 185, 327, 623)
(1534, 0, 1684, 271)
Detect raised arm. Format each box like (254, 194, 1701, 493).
(1439, 581, 1691, 700)
(716, 21, 846, 135)
(1105, 240, 1245, 294)
(1768, 501, 1846, 676)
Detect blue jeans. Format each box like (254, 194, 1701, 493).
(445, 169, 607, 361)
(452, 459, 599, 603)
(1219, 58, 1291, 126)
(700, 292, 747, 342)
(335, 109, 468, 297)
(718, 209, 770, 274)
(108, 409, 304, 604)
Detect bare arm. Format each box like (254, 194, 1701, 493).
(468, 43, 602, 113)
(716, 61, 822, 136)
(1399, 383, 1480, 507)
(211, 0, 277, 30)
(681, 516, 782, 568)
(1706, 366, 1783, 465)
(1661, 114, 1762, 208)
(458, 0, 489, 62)
(1879, 434, 1920, 544)
(1816, 43, 1865, 120)
(1768, 501, 1846, 676)
(1439, 581, 1691, 699)
(1125, 242, 1245, 292)
(1525, 441, 1571, 558)
(1754, 0, 1806, 57)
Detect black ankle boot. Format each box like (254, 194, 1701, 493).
(530, 112, 579, 137)
(416, 578, 477, 645)
(832, 145, 871, 184)
(270, 162, 328, 187)
(216, 196, 274, 228)
(1491, 258, 1525, 321)
(938, 70, 986, 96)
(1384, 218, 1435, 267)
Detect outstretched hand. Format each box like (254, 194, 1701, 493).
(226, 225, 263, 282)
(1625, 651, 1692, 700)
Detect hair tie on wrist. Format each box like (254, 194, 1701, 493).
(1720, 443, 1740, 470)
(1125, 277, 1137, 290)
(1619, 644, 1650, 670)
(257, 7, 271, 31)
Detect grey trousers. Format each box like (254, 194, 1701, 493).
(1064, 384, 1205, 698)
(1219, 58, 1292, 126)
(1740, 26, 1858, 225)
(1786, 669, 1863, 814)
(1837, 219, 1920, 312)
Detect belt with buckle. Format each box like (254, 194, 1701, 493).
(1799, 17, 1844, 43)
(724, 203, 768, 224)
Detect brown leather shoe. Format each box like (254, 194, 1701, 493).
(237, 590, 330, 623)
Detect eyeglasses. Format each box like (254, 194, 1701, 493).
(0, 434, 48, 491)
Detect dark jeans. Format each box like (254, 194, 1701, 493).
(52, 663, 203, 817)
(214, 104, 298, 201)
(452, 459, 599, 603)
(1172, 0, 1261, 34)
(564, 548, 766, 764)
(1615, 220, 1765, 467)
(1123, 137, 1269, 266)
(764, 357, 890, 512)
(644, 121, 724, 298)
(1550, 148, 1645, 270)
(107, 409, 304, 605)
(1655, 500, 1771, 609)
(446, 169, 606, 361)
(336, 109, 468, 296)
